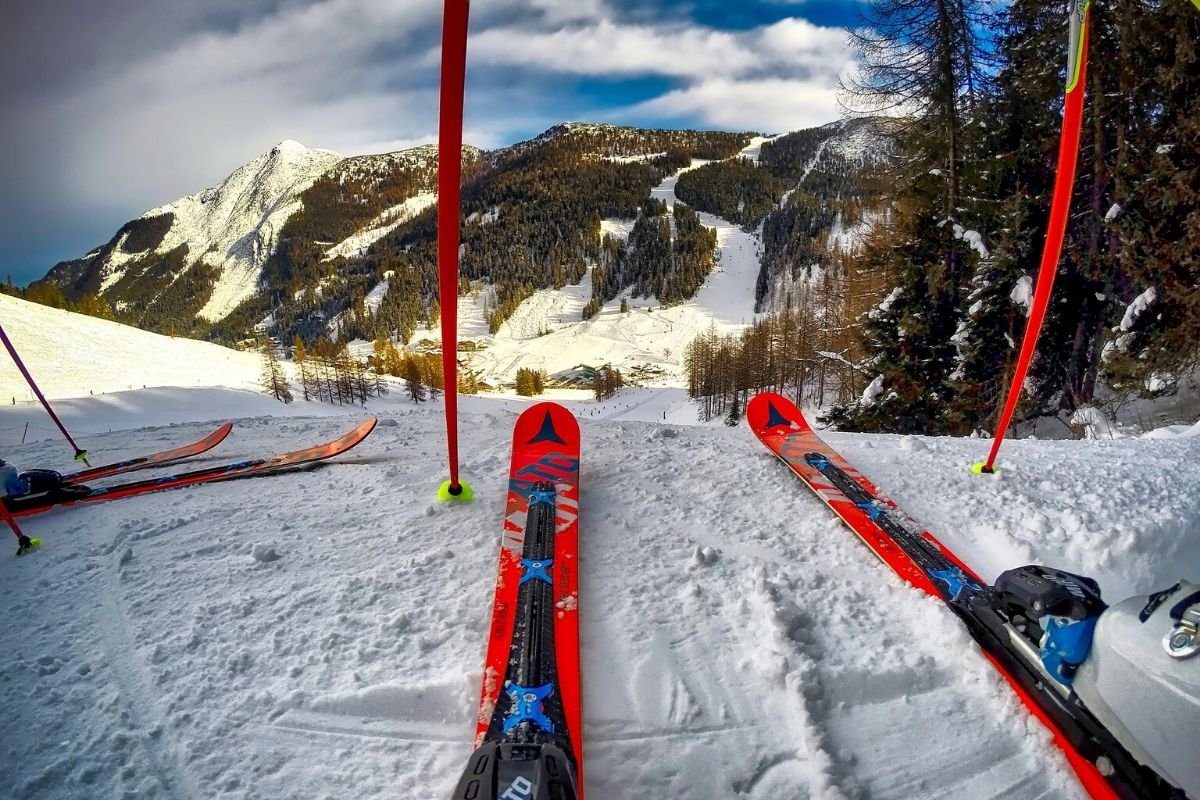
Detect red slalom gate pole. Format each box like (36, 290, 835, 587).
(0, 321, 90, 465)
(1, 501, 36, 555)
(978, 0, 1091, 474)
(436, 0, 473, 502)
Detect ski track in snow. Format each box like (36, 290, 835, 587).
(3, 390, 1197, 798)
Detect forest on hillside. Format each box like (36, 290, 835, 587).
(216, 127, 752, 345)
(688, 0, 1200, 434)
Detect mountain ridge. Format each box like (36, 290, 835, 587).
(35, 119, 891, 356)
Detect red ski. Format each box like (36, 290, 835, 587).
(746, 393, 980, 595)
(62, 422, 234, 483)
(5, 418, 376, 517)
(453, 402, 583, 800)
(747, 392, 1171, 800)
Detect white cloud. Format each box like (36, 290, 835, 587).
(469, 16, 852, 131)
(36, 0, 446, 214)
(631, 77, 843, 132)
(470, 20, 759, 78)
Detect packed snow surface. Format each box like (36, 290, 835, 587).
(2, 303, 1199, 799)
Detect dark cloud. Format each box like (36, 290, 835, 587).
(0, 1, 296, 99)
(0, 0, 858, 285)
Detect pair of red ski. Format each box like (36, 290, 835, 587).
(458, 396, 1160, 800)
(4, 419, 377, 518)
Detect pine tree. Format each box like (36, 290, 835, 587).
(404, 356, 427, 402)
(593, 365, 624, 401)
(258, 336, 293, 404)
(1106, 2, 1200, 393)
(832, 0, 993, 432)
(725, 391, 741, 427)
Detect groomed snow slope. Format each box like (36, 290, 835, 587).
(414, 139, 767, 388)
(1, 390, 1197, 800)
(0, 294, 264, 402)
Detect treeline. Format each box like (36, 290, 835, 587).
(290, 338, 389, 406)
(593, 365, 624, 400)
(674, 159, 787, 227)
(515, 367, 547, 396)
(459, 128, 748, 332)
(4, 280, 117, 322)
(755, 194, 841, 311)
(685, 305, 865, 423)
(807, 0, 1200, 434)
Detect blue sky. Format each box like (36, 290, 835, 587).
(0, 0, 864, 286)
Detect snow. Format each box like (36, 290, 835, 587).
(826, 120, 891, 164)
(1119, 286, 1157, 332)
(147, 140, 344, 322)
(1144, 420, 1200, 439)
(826, 209, 878, 254)
(364, 275, 391, 315)
(737, 135, 773, 165)
(869, 287, 903, 320)
(2, 297, 1199, 799)
(1070, 406, 1116, 440)
(0, 294, 264, 403)
(1011, 275, 1034, 312)
(600, 152, 667, 164)
(598, 218, 636, 241)
(861, 374, 885, 404)
(953, 224, 990, 260)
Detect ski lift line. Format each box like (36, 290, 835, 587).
(982, 1, 1090, 473)
(437, 0, 470, 497)
(0, 321, 91, 465)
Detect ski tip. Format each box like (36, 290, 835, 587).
(970, 461, 999, 476)
(746, 391, 807, 434)
(438, 479, 475, 503)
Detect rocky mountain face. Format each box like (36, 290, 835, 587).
(38, 120, 891, 345)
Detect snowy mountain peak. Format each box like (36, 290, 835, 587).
(136, 141, 345, 321)
(271, 139, 312, 156)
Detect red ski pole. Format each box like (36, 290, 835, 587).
(976, 0, 1091, 474)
